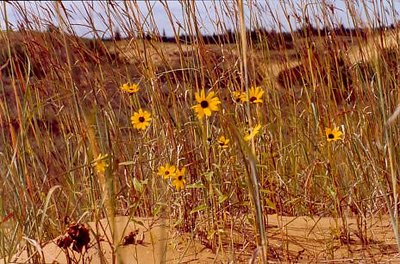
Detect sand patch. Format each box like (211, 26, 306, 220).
(2, 215, 400, 263)
(1, 216, 219, 264)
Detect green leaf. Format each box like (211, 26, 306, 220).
(207, 230, 216, 240)
(218, 194, 228, 204)
(141, 179, 148, 185)
(132, 177, 143, 193)
(190, 204, 208, 214)
(39, 185, 61, 232)
(264, 198, 276, 210)
(186, 181, 205, 189)
(260, 189, 273, 194)
(131, 219, 145, 227)
(153, 206, 161, 216)
(203, 171, 214, 182)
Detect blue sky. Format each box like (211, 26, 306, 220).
(1, 1, 399, 38)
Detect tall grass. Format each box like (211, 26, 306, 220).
(0, 0, 400, 263)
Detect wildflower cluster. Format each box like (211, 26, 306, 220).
(192, 87, 265, 142)
(157, 163, 187, 191)
(118, 82, 343, 196)
(231, 86, 264, 104)
(120, 82, 152, 131)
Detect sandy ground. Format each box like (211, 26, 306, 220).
(266, 214, 400, 263)
(1, 216, 219, 264)
(1, 214, 399, 263)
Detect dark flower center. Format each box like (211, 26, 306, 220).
(200, 100, 209, 108)
(250, 96, 257, 102)
(139, 116, 145, 122)
(178, 176, 183, 181)
(165, 171, 170, 175)
(219, 142, 225, 146)
(328, 133, 334, 139)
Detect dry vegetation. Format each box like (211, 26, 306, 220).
(1, 1, 400, 263)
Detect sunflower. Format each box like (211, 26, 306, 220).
(325, 127, 343, 142)
(93, 153, 108, 173)
(172, 167, 186, 191)
(157, 163, 176, 179)
(248, 86, 264, 104)
(192, 89, 221, 119)
(120, 83, 139, 94)
(232, 91, 247, 103)
(217, 136, 230, 149)
(131, 109, 151, 130)
(244, 124, 262, 141)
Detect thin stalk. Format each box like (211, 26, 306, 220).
(238, 1, 267, 262)
(376, 57, 400, 252)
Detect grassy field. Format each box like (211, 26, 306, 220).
(1, 1, 400, 263)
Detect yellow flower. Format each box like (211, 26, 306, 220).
(93, 153, 108, 173)
(192, 89, 221, 119)
(232, 91, 247, 103)
(120, 83, 139, 94)
(157, 163, 176, 179)
(248, 86, 264, 104)
(244, 124, 262, 141)
(325, 127, 343, 142)
(131, 109, 151, 130)
(172, 167, 186, 191)
(217, 136, 230, 149)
